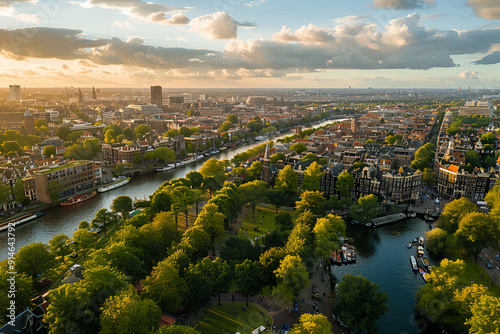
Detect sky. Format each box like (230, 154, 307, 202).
(0, 0, 500, 89)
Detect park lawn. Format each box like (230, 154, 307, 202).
(444, 236, 500, 297)
(194, 302, 271, 334)
(237, 206, 277, 241)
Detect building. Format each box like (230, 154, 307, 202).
(23, 108, 35, 135)
(262, 142, 271, 186)
(101, 144, 143, 164)
(459, 100, 494, 119)
(33, 161, 96, 203)
(152, 135, 186, 156)
(151, 85, 163, 107)
(8, 84, 22, 101)
(23, 175, 37, 201)
(0, 302, 48, 334)
(380, 166, 422, 204)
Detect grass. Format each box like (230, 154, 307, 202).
(444, 236, 500, 297)
(237, 206, 277, 241)
(194, 302, 271, 334)
(36, 160, 91, 174)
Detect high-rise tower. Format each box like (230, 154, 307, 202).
(8, 85, 22, 101)
(151, 85, 163, 107)
(23, 108, 35, 135)
(262, 141, 271, 186)
(92, 86, 97, 100)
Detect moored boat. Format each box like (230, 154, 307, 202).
(0, 211, 44, 232)
(419, 267, 429, 282)
(174, 161, 184, 167)
(407, 242, 412, 249)
(336, 250, 342, 264)
(365, 222, 373, 227)
(98, 177, 130, 192)
(410, 255, 418, 271)
(351, 250, 357, 262)
(419, 237, 425, 246)
(417, 245, 424, 257)
(422, 257, 430, 268)
(342, 246, 347, 263)
(60, 191, 97, 206)
(155, 165, 175, 172)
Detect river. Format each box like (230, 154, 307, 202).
(1, 117, 440, 333)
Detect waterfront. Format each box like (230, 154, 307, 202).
(0, 118, 345, 259)
(333, 218, 440, 334)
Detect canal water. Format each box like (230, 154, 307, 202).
(333, 218, 440, 334)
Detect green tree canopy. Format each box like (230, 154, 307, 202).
(246, 160, 263, 181)
(333, 274, 388, 333)
(15, 242, 54, 280)
(153, 147, 176, 163)
(295, 190, 325, 216)
(235, 259, 262, 306)
(466, 295, 500, 334)
(111, 195, 133, 219)
(425, 228, 448, 257)
(438, 197, 477, 234)
(0, 270, 33, 323)
(289, 142, 307, 154)
(43, 145, 57, 158)
(349, 194, 383, 224)
(270, 152, 286, 164)
(455, 212, 500, 261)
(134, 124, 151, 137)
(303, 161, 323, 192)
(49, 234, 70, 263)
(193, 202, 226, 254)
(273, 255, 310, 305)
(227, 114, 238, 124)
(275, 165, 298, 194)
(289, 314, 333, 334)
(239, 180, 267, 214)
(336, 171, 354, 197)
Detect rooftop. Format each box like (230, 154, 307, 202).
(34, 160, 92, 174)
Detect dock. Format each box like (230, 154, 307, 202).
(372, 213, 407, 227)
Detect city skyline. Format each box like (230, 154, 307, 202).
(0, 0, 499, 89)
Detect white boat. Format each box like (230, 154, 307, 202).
(155, 165, 175, 172)
(174, 161, 184, 167)
(98, 177, 130, 192)
(195, 154, 204, 160)
(211, 149, 220, 155)
(255, 135, 269, 141)
(410, 255, 418, 271)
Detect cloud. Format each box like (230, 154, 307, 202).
(62, 64, 70, 70)
(334, 15, 370, 24)
(467, 0, 500, 19)
(15, 13, 41, 23)
(79, 0, 190, 25)
(474, 51, 500, 64)
(274, 24, 334, 43)
(459, 70, 478, 79)
(112, 20, 134, 29)
(373, 0, 434, 9)
(244, 0, 267, 6)
(0, 27, 109, 60)
(191, 12, 241, 40)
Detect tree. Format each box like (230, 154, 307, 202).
(295, 191, 325, 216)
(193, 203, 225, 254)
(333, 274, 388, 333)
(123, 127, 135, 140)
(200, 158, 226, 180)
(0, 270, 33, 323)
(313, 217, 341, 260)
(100, 286, 161, 334)
(259, 247, 286, 292)
(485, 183, 500, 217)
(112, 195, 133, 220)
(154, 147, 176, 164)
(289, 142, 307, 154)
(239, 180, 267, 214)
(465, 149, 481, 169)
(15, 242, 54, 280)
(104, 129, 116, 143)
(289, 314, 333, 334)
(265, 188, 289, 213)
(285, 222, 311, 259)
(91, 208, 116, 236)
(179, 226, 211, 256)
(219, 236, 261, 266)
(72, 228, 97, 259)
(275, 165, 298, 194)
(12, 178, 27, 204)
(455, 212, 500, 261)
(201, 257, 232, 306)
(43, 145, 56, 158)
(78, 220, 89, 229)
(134, 124, 151, 138)
(438, 197, 477, 234)
(301, 153, 319, 162)
(227, 114, 238, 124)
(273, 255, 310, 305)
(425, 228, 448, 257)
(142, 259, 188, 313)
(246, 160, 263, 181)
(218, 121, 234, 132)
(423, 168, 437, 184)
(385, 134, 402, 145)
(191, 189, 205, 216)
(2, 141, 22, 155)
(411, 143, 435, 171)
(49, 234, 70, 262)
(336, 171, 354, 197)
(86, 242, 146, 278)
(481, 132, 496, 145)
(466, 295, 500, 334)
(235, 259, 262, 306)
(133, 152, 142, 164)
(349, 194, 383, 224)
(186, 171, 203, 189)
(303, 161, 323, 192)
(270, 152, 285, 164)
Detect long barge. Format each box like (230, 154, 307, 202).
(0, 211, 45, 232)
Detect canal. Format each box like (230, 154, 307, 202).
(333, 218, 440, 334)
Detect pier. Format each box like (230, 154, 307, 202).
(372, 213, 407, 227)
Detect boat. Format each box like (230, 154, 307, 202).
(424, 214, 434, 222)
(408, 212, 417, 218)
(98, 177, 130, 192)
(0, 211, 44, 232)
(184, 156, 196, 164)
(422, 257, 430, 268)
(419, 267, 429, 282)
(211, 149, 220, 155)
(407, 242, 412, 249)
(417, 246, 425, 257)
(419, 237, 425, 246)
(255, 135, 269, 141)
(60, 191, 97, 206)
(351, 220, 358, 224)
(336, 250, 342, 264)
(346, 251, 352, 263)
(413, 237, 418, 243)
(196, 154, 204, 160)
(204, 152, 211, 156)
(342, 246, 347, 263)
(155, 165, 175, 172)
(410, 255, 418, 271)
(350, 250, 357, 262)
(174, 161, 184, 167)
(365, 222, 373, 227)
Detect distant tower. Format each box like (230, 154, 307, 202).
(351, 118, 358, 133)
(78, 88, 83, 103)
(8, 85, 22, 101)
(151, 85, 163, 107)
(92, 86, 97, 100)
(23, 108, 35, 135)
(262, 142, 271, 186)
